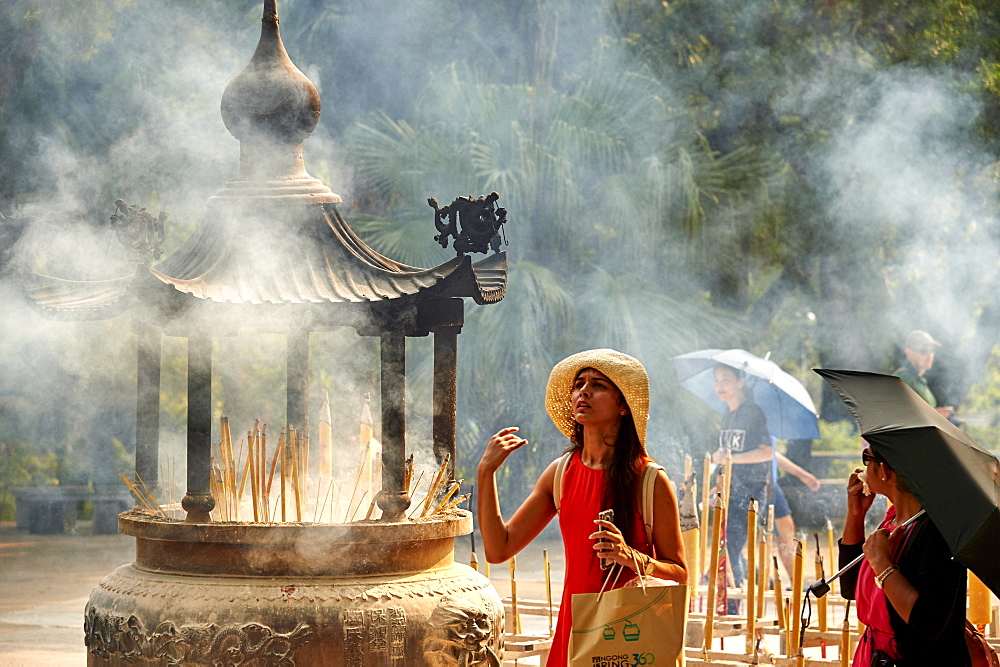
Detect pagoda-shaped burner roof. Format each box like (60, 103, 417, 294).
(150, 203, 507, 306)
(23, 0, 507, 321)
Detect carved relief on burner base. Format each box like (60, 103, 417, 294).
(85, 563, 503, 666)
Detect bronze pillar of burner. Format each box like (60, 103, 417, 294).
(426, 297, 464, 477)
(182, 335, 214, 522)
(133, 323, 161, 500)
(286, 329, 310, 434)
(378, 332, 410, 521)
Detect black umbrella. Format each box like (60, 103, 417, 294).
(816, 368, 1000, 597)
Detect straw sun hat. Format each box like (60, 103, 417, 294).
(545, 348, 650, 446)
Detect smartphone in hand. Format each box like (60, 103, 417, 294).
(597, 508, 615, 569)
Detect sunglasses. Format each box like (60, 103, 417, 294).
(862, 450, 880, 466)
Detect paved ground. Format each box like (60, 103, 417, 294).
(0, 521, 135, 666)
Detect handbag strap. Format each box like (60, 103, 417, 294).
(597, 562, 624, 603)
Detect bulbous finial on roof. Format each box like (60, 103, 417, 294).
(220, 0, 321, 145)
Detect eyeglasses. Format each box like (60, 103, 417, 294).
(862, 450, 879, 466)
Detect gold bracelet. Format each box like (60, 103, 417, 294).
(874, 564, 898, 589)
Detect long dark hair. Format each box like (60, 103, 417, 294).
(567, 391, 646, 546)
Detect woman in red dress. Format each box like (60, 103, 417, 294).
(477, 348, 687, 665)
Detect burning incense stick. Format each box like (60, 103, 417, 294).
(209, 464, 223, 520)
(133, 470, 164, 517)
(826, 519, 837, 596)
(755, 518, 768, 620)
(289, 427, 302, 521)
(317, 478, 336, 523)
(772, 555, 786, 630)
(344, 442, 369, 523)
(430, 480, 462, 515)
(249, 428, 260, 522)
(815, 533, 828, 633)
(349, 490, 368, 522)
(364, 494, 379, 520)
(790, 540, 803, 655)
(119, 471, 158, 515)
(297, 431, 309, 505)
(265, 428, 282, 498)
(841, 600, 852, 667)
(439, 493, 471, 513)
(406, 475, 431, 519)
(279, 428, 287, 522)
(220, 417, 235, 520)
(704, 493, 724, 654)
(259, 423, 268, 519)
(784, 597, 792, 657)
(745, 499, 757, 655)
(238, 434, 252, 506)
(408, 470, 425, 498)
(313, 477, 325, 523)
(544, 548, 553, 636)
(403, 453, 414, 492)
(509, 556, 522, 634)
(700, 452, 712, 581)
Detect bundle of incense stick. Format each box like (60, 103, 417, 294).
(412, 454, 451, 518)
(235, 420, 269, 522)
(199, 416, 477, 526)
(119, 470, 166, 517)
(208, 417, 284, 523)
(209, 417, 237, 521)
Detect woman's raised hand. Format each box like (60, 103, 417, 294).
(846, 468, 875, 518)
(478, 427, 528, 475)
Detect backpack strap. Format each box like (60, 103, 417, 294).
(552, 451, 574, 513)
(641, 461, 665, 550)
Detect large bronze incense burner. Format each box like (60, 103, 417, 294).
(24, 1, 508, 664)
(85, 511, 500, 665)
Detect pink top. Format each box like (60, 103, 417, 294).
(852, 506, 917, 666)
(547, 451, 652, 666)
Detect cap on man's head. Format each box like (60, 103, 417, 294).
(905, 329, 941, 354)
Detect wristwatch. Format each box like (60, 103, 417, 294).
(643, 554, 655, 576)
(874, 564, 898, 589)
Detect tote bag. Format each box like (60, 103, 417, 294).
(569, 578, 686, 667)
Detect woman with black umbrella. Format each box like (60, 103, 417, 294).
(839, 442, 970, 665)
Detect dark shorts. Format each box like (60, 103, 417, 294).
(772, 481, 792, 519)
(730, 479, 791, 520)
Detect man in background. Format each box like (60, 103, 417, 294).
(894, 329, 956, 420)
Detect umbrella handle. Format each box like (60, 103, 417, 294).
(808, 509, 925, 598)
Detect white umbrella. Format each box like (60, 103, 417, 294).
(673, 348, 820, 440)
